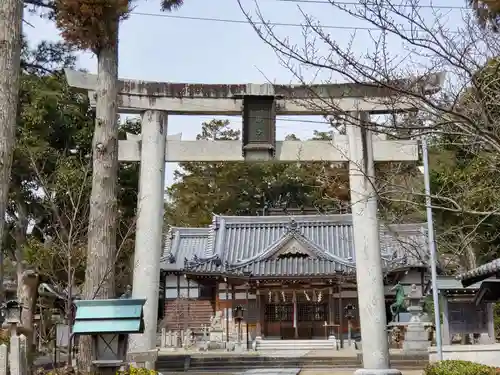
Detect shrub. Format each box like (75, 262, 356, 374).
(424, 360, 500, 375)
(0, 330, 9, 346)
(35, 365, 158, 375)
(117, 367, 158, 375)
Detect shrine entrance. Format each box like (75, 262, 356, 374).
(264, 300, 329, 339)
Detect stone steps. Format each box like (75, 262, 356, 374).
(156, 354, 428, 372)
(156, 356, 358, 372)
(256, 339, 337, 351)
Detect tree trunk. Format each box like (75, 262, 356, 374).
(78, 32, 120, 370)
(458, 228, 478, 271)
(17, 267, 39, 367)
(14, 203, 39, 367)
(0, 0, 23, 302)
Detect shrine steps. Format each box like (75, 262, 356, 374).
(256, 339, 337, 351)
(156, 353, 428, 372)
(156, 354, 360, 372)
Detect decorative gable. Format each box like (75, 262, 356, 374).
(223, 217, 356, 268)
(273, 238, 315, 259)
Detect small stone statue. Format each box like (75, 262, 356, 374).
(391, 326, 402, 344)
(407, 283, 420, 298)
(120, 285, 132, 299)
(208, 312, 225, 349)
(210, 311, 223, 331)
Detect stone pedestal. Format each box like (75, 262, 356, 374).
(479, 332, 494, 344)
(209, 330, 224, 343)
(402, 305, 429, 353)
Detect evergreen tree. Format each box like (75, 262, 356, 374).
(166, 120, 350, 227)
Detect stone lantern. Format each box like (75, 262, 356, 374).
(2, 300, 22, 336)
(344, 304, 356, 347)
(402, 284, 428, 353)
(233, 305, 245, 351)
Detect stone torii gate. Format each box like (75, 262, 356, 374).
(65, 69, 439, 374)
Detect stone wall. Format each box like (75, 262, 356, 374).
(429, 344, 500, 367)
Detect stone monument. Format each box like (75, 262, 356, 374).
(402, 284, 429, 353)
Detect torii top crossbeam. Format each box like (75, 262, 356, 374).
(65, 69, 444, 115)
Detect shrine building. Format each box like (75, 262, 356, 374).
(159, 213, 430, 342)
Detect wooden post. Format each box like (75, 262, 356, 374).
(176, 274, 181, 341)
(441, 295, 451, 345)
(187, 277, 191, 329)
(245, 284, 249, 349)
(156, 271, 166, 321)
(225, 278, 229, 343)
(256, 289, 262, 338)
(231, 284, 236, 341)
(176, 274, 180, 297)
(293, 290, 298, 339)
(328, 287, 333, 325)
(338, 282, 344, 348)
(328, 287, 334, 340)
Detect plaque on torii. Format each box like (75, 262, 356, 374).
(242, 95, 276, 161)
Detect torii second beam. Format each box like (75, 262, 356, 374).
(118, 138, 418, 162)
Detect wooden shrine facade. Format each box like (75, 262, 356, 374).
(160, 270, 359, 340)
(159, 214, 429, 340)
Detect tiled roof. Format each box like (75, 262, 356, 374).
(162, 214, 429, 276)
(190, 258, 355, 277)
(160, 227, 211, 271)
(220, 215, 354, 264)
(458, 259, 500, 287)
(429, 276, 483, 291)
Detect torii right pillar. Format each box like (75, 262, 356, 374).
(347, 112, 401, 375)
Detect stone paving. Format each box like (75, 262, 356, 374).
(259, 350, 311, 357)
(238, 369, 300, 375)
(159, 347, 358, 357)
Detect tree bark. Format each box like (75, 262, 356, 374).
(14, 202, 39, 367)
(17, 267, 39, 367)
(0, 0, 23, 302)
(77, 30, 120, 370)
(458, 229, 478, 271)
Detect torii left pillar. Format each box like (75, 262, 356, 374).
(128, 110, 167, 361)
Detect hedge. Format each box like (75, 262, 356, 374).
(424, 360, 500, 375)
(36, 366, 158, 375)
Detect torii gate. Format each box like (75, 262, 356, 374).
(65, 69, 440, 374)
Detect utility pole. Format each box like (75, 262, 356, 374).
(421, 137, 443, 360)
